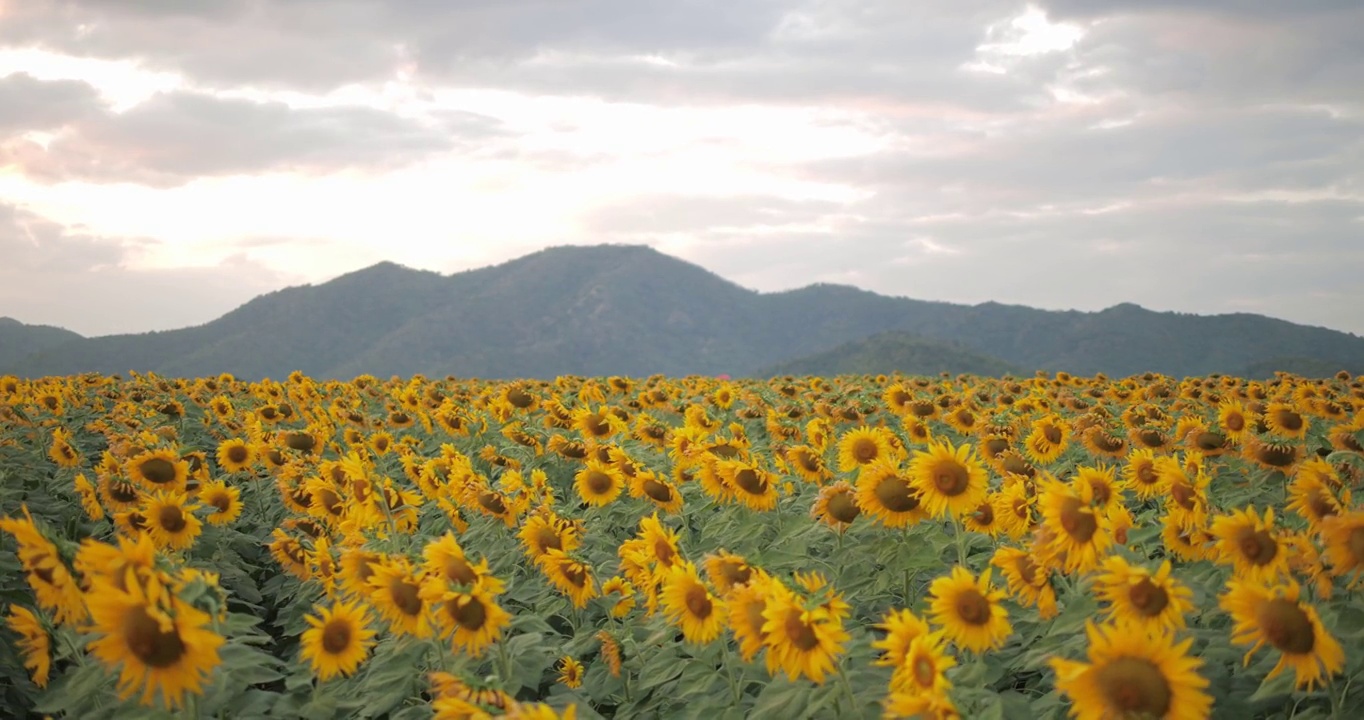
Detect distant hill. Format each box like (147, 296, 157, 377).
(0, 318, 84, 369)
(1240, 357, 1362, 380)
(5, 244, 1364, 379)
(760, 331, 1021, 378)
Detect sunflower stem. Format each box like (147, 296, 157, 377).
(835, 664, 857, 715)
(951, 516, 968, 568)
(723, 649, 743, 707)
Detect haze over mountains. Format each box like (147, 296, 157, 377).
(2, 245, 1362, 380)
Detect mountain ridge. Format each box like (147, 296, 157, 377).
(4, 244, 1363, 379)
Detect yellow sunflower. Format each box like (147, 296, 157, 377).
(811, 481, 861, 530)
(519, 512, 582, 567)
(856, 460, 927, 528)
(1024, 415, 1071, 464)
(574, 460, 625, 507)
(990, 546, 1057, 619)
(198, 481, 243, 526)
(422, 580, 512, 656)
(300, 599, 375, 681)
(872, 608, 930, 673)
(702, 550, 755, 596)
(1209, 506, 1288, 583)
(1320, 509, 1364, 583)
(1050, 621, 1211, 720)
(557, 656, 584, 689)
(1036, 478, 1112, 574)
(1220, 578, 1344, 690)
(1093, 556, 1192, 632)
(908, 439, 990, 521)
(1122, 448, 1167, 501)
(73, 473, 105, 521)
(1263, 402, 1309, 440)
(6, 605, 51, 688)
(1217, 400, 1252, 442)
(836, 425, 897, 473)
(784, 444, 830, 483)
(0, 509, 89, 625)
(141, 491, 203, 551)
(215, 438, 255, 474)
(85, 574, 225, 709)
(760, 582, 849, 684)
(718, 459, 779, 512)
(127, 449, 189, 493)
(627, 470, 684, 514)
(48, 427, 81, 468)
(542, 549, 597, 609)
(660, 561, 726, 645)
(926, 566, 1011, 653)
(366, 558, 435, 638)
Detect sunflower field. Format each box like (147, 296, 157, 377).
(2, 370, 1364, 720)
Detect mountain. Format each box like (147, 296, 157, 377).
(760, 331, 1023, 378)
(0, 318, 84, 369)
(4, 244, 1364, 379)
(1240, 357, 1361, 380)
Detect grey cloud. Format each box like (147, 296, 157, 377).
(0, 72, 102, 134)
(0, 203, 299, 336)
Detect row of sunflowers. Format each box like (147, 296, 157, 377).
(2, 369, 1364, 719)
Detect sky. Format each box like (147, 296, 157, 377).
(0, 0, 1361, 338)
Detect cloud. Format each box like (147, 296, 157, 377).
(0, 202, 300, 336)
(0, 72, 102, 133)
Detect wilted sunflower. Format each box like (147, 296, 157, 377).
(6, 605, 51, 688)
(1050, 621, 1211, 720)
(574, 460, 624, 507)
(836, 426, 897, 473)
(1209, 506, 1288, 583)
(1220, 578, 1344, 690)
(908, 439, 990, 521)
(1093, 556, 1192, 632)
(856, 460, 926, 528)
(300, 600, 375, 681)
(661, 561, 726, 645)
(85, 574, 225, 709)
(760, 582, 849, 684)
(927, 566, 1011, 653)
(127, 449, 189, 493)
(198, 481, 242, 526)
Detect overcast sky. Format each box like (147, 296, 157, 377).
(1, 0, 1360, 338)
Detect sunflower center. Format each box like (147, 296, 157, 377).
(718, 561, 751, 587)
(157, 504, 187, 533)
(507, 388, 534, 408)
(139, 458, 178, 485)
(317, 489, 343, 515)
(642, 478, 674, 502)
(1274, 410, 1304, 432)
(1224, 413, 1245, 432)
(1307, 491, 1338, 520)
(1128, 578, 1169, 616)
(733, 469, 767, 495)
(1059, 498, 1098, 542)
(653, 539, 675, 565)
(710, 443, 740, 459)
(1236, 529, 1278, 566)
(911, 402, 935, 417)
(534, 526, 563, 553)
(932, 461, 970, 496)
(1257, 599, 1315, 654)
(584, 471, 614, 495)
(285, 433, 316, 452)
(1088, 479, 1112, 506)
(912, 655, 937, 689)
(124, 606, 188, 668)
(444, 558, 477, 585)
(562, 564, 588, 588)
(477, 492, 507, 514)
(744, 601, 767, 635)
(582, 414, 610, 437)
(450, 597, 487, 630)
(954, 411, 975, 427)
(1138, 430, 1165, 448)
(973, 502, 994, 526)
(1042, 425, 1062, 444)
(955, 589, 991, 626)
(1015, 555, 1039, 585)
(207, 491, 232, 513)
(390, 580, 423, 616)
(795, 450, 821, 472)
(322, 618, 352, 654)
(684, 585, 713, 619)
(851, 438, 879, 464)
(1011, 496, 1029, 520)
(983, 438, 1010, 459)
(1195, 432, 1226, 451)
(1170, 483, 1197, 511)
(875, 475, 920, 513)
(827, 492, 861, 523)
(784, 613, 821, 652)
(1094, 657, 1172, 717)
(226, 445, 249, 463)
(1134, 464, 1158, 486)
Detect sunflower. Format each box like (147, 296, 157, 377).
(1024, 415, 1071, 465)
(1092, 556, 1192, 632)
(1220, 578, 1344, 690)
(6, 605, 51, 688)
(628, 470, 684, 514)
(1263, 402, 1309, 440)
(519, 512, 581, 567)
(1122, 449, 1166, 501)
(141, 491, 203, 551)
(701, 550, 754, 596)
(990, 546, 1057, 619)
(1216, 400, 1252, 442)
(1320, 509, 1364, 583)
(836, 426, 896, 473)
(422, 581, 512, 656)
(927, 566, 1011, 653)
(574, 460, 624, 507)
(597, 631, 623, 677)
(907, 439, 990, 521)
(1244, 437, 1301, 472)
(811, 481, 861, 530)
(884, 690, 958, 720)
(856, 460, 927, 529)
(718, 459, 779, 511)
(1209, 506, 1288, 583)
(74, 473, 105, 521)
(1080, 426, 1128, 460)
(872, 608, 930, 672)
(366, 558, 435, 638)
(1049, 621, 1211, 720)
(300, 599, 375, 681)
(127, 449, 189, 493)
(784, 444, 830, 484)
(215, 438, 255, 474)
(48, 427, 81, 468)
(557, 656, 584, 689)
(198, 481, 243, 526)
(1160, 520, 1212, 563)
(1286, 472, 1347, 531)
(0, 510, 88, 625)
(100, 473, 142, 513)
(1036, 478, 1112, 574)
(891, 631, 956, 699)
(962, 496, 1002, 537)
(727, 572, 776, 662)
(993, 484, 1034, 540)
(661, 562, 726, 645)
(1072, 465, 1124, 514)
(85, 574, 225, 709)
(573, 405, 625, 440)
(542, 549, 597, 609)
(760, 582, 849, 684)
